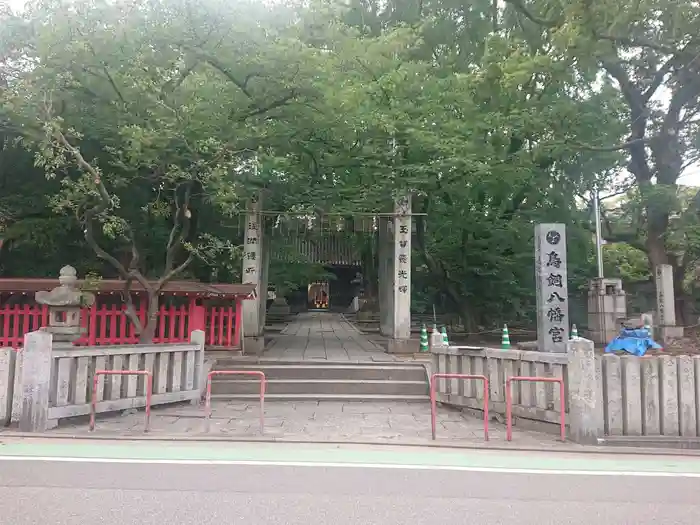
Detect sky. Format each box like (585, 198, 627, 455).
(3, 0, 699, 187)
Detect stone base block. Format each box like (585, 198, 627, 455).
(388, 338, 417, 354)
(242, 336, 265, 355)
(660, 326, 684, 340)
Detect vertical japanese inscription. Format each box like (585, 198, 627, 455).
(242, 202, 262, 284)
(393, 195, 412, 340)
(535, 224, 568, 352)
(395, 196, 410, 296)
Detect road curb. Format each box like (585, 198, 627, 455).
(2, 431, 700, 457)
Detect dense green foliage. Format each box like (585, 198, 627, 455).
(2, 0, 700, 333)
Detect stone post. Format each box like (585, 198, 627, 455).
(535, 224, 569, 352)
(258, 232, 271, 332)
(587, 278, 627, 345)
(389, 195, 412, 353)
(241, 195, 264, 353)
(655, 264, 683, 340)
(0, 348, 17, 426)
(190, 329, 206, 402)
(566, 338, 603, 444)
(18, 331, 53, 432)
(378, 216, 394, 337)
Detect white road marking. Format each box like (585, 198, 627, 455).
(0, 455, 698, 477)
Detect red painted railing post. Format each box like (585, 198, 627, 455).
(88, 305, 98, 346)
(90, 370, 152, 432)
(233, 298, 242, 349)
(205, 370, 265, 434)
(430, 373, 489, 441)
(191, 304, 206, 333)
(506, 376, 566, 442)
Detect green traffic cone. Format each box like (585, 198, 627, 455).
(441, 326, 449, 346)
(571, 324, 579, 339)
(501, 324, 511, 349)
(420, 324, 429, 352)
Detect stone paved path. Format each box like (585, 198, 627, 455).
(263, 312, 400, 362)
(41, 400, 582, 450)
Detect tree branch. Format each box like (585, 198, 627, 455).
(164, 182, 192, 275)
(568, 137, 647, 152)
(53, 129, 132, 280)
(120, 275, 144, 335)
(503, 0, 557, 27)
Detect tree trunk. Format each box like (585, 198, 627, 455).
(139, 292, 160, 343)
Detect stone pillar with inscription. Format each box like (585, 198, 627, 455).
(655, 264, 683, 340)
(535, 224, 569, 353)
(241, 195, 264, 352)
(378, 216, 394, 337)
(388, 195, 413, 353)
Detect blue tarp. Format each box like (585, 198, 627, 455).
(604, 328, 662, 357)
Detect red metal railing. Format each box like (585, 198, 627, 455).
(205, 370, 266, 434)
(506, 376, 566, 442)
(430, 373, 489, 441)
(0, 301, 242, 349)
(90, 370, 153, 432)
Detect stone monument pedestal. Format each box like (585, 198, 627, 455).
(655, 264, 684, 341)
(587, 278, 626, 345)
(268, 297, 291, 316)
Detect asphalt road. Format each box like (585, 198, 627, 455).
(1, 458, 698, 525)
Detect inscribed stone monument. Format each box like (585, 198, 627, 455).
(655, 264, 683, 339)
(535, 224, 569, 353)
(242, 196, 263, 337)
(389, 194, 412, 353)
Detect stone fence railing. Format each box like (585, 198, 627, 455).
(432, 346, 569, 433)
(432, 340, 700, 443)
(598, 353, 700, 438)
(1, 330, 207, 431)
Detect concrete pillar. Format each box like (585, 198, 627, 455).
(0, 348, 16, 426)
(620, 356, 642, 435)
(534, 224, 569, 352)
(242, 195, 264, 353)
(640, 357, 661, 435)
(18, 330, 53, 432)
(677, 355, 697, 437)
(655, 264, 683, 340)
(659, 355, 679, 436)
(378, 216, 394, 337)
(189, 329, 206, 396)
(388, 195, 412, 353)
(602, 354, 623, 435)
(567, 338, 603, 444)
(258, 232, 270, 332)
(587, 278, 627, 345)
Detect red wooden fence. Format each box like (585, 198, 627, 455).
(0, 302, 241, 349)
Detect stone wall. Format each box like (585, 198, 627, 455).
(0, 330, 208, 431)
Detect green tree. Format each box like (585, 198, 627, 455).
(504, 0, 700, 323)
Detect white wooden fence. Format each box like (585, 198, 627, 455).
(432, 346, 569, 429)
(1, 329, 207, 430)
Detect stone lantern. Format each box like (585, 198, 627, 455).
(35, 265, 95, 344)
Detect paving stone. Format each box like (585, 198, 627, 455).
(35, 399, 581, 451)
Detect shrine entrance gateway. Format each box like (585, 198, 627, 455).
(237, 193, 422, 355)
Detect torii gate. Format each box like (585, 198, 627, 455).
(240, 193, 416, 354)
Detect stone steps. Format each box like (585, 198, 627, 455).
(209, 393, 430, 403)
(211, 362, 426, 381)
(209, 361, 430, 401)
